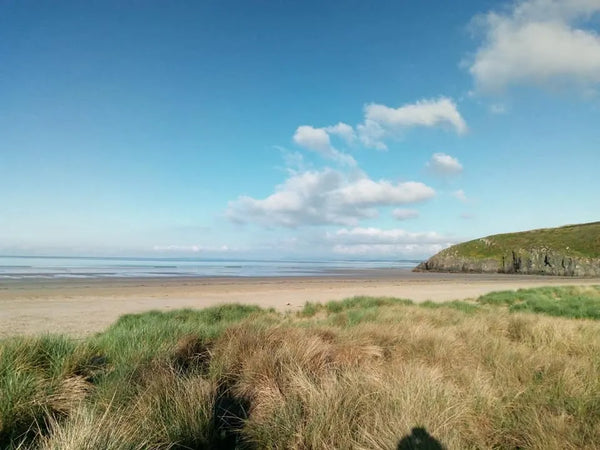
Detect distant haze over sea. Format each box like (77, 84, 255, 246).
(0, 256, 419, 279)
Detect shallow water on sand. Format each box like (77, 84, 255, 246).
(0, 255, 420, 279)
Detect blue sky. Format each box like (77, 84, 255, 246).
(1, 0, 599, 259)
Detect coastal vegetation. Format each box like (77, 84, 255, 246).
(417, 221, 600, 276)
(1, 286, 600, 449)
(440, 222, 600, 260)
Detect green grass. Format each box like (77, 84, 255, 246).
(0, 335, 83, 447)
(300, 296, 413, 318)
(325, 295, 413, 312)
(2, 288, 600, 449)
(419, 300, 480, 313)
(298, 301, 320, 317)
(477, 285, 600, 319)
(437, 221, 600, 259)
(0, 304, 271, 448)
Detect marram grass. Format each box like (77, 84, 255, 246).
(1, 286, 600, 449)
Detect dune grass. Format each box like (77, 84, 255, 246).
(478, 285, 600, 319)
(1, 286, 600, 449)
(0, 305, 269, 449)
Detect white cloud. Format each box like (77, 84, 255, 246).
(327, 227, 455, 256)
(336, 179, 435, 206)
(366, 98, 468, 132)
(426, 153, 464, 175)
(511, 0, 600, 24)
(452, 189, 468, 202)
(325, 122, 357, 145)
(246, 226, 456, 258)
(293, 125, 356, 166)
(392, 208, 420, 220)
(331, 227, 449, 244)
(358, 98, 467, 149)
(356, 119, 387, 150)
(227, 168, 435, 227)
(469, 0, 600, 92)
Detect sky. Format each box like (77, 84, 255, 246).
(1, 0, 599, 259)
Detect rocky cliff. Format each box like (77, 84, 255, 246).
(415, 222, 600, 276)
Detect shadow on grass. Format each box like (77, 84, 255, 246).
(212, 385, 254, 450)
(397, 427, 445, 450)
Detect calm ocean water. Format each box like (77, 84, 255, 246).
(0, 256, 420, 279)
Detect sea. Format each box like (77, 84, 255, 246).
(0, 255, 420, 279)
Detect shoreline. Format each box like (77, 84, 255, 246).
(2, 270, 599, 337)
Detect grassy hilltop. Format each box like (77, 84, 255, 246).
(2, 286, 600, 449)
(417, 222, 600, 276)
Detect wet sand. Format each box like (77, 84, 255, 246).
(1, 270, 599, 336)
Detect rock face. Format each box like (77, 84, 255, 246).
(416, 249, 600, 276)
(415, 222, 600, 277)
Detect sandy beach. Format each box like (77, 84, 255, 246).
(1, 270, 599, 336)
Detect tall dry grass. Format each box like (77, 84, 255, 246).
(1, 292, 600, 449)
(208, 306, 600, 449)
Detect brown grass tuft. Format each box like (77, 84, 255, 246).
(46, 376, 91, 415)
(171, 334, 212, 375)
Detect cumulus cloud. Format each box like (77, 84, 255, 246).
(426, 153, 464, 175)
(293, 125, 356, 166)
(469, 0, 600, 92)
(327, 227, 455, 256)
(392, 208, 420, 220)
(325, 122, 357, 145)
(365, 99, 467, 132)
(227, 169, 435, 227)
(335, 179, 435, 206)
(452, 189, 468, 202)
(356, 119, 387, 150)
(357, 98, 467, 149)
